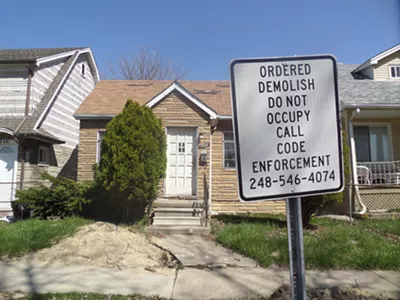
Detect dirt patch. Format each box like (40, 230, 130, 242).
(17, 222, 176, 270)
(270, 285, 392, 300)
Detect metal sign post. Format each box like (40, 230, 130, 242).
(286, 198, 306, 300)
(229, 55, 343, 300)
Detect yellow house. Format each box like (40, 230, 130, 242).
(340, 43, 400, 213)
(74, 44, 400, 232)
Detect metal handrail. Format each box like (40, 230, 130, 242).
(203, 173, 209, 227)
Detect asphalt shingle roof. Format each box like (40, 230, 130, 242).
(337, 64, 400, 105)
(76, 63, 400, 117)
(0, 48, 83, 63)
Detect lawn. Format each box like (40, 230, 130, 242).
(214, 214, 400, 270)
(0, 217, 90, 257)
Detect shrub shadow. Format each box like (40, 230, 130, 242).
(215, 214, 287, 228)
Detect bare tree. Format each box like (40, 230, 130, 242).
(109, 45, 185, 80)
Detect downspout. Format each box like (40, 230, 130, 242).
(348, 109, 367, 214)
(19, 65, 33, 190)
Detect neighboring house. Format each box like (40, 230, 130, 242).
(0, 48, 99, 214)
(340, 43, 400, 213)
(74, 43, 400, 225)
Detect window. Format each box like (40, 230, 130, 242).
(354, 125, 390, 162)
(81, 64, 86, 77)
(38, 146, 50, 165)
(389, 65, 400, 79)
(223, 132, 236, 168)
(178, 142, 185, 153)
(96, 131, 106, 163)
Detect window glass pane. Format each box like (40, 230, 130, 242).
(354, 126, 371, 162)
(396, 67, 400, 77)
(224, 142, 234, 150)
(97, 131, 106, 162)
(224, 132, 234, 141)
(391, 67, 396, 78)
(223, 132, 236, 168)
(369, 126, 389, 161)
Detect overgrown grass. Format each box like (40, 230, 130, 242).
(0, 217, 90, 257)
(214, 215, 400, 270)
(357, 218, 400, 236)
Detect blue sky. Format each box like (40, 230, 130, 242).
(1, 0, 399, 80)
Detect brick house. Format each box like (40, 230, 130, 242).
(74, 81, 286, 222)
(74, 43, 400, 230)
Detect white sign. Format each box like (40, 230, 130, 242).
(230, 55, 343, 201)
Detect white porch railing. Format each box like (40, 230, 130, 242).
(356, 160, 400, 185)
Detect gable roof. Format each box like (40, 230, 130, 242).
(338, 64, 400, 106)
(75, 80, 232, 117)
(0, 47, 100, 143)
(352, 43, 400, 73)
(146, 82, 218, 118)
(16, 51, 80, 143)
(0, 48, 84, 63)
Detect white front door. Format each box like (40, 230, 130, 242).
(166, 127, 197, 195)
(0, 141, 18, 211)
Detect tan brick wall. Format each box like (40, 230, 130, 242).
(77, 92, 210, 199)
(76, 95, 286, 214)
(152, 92, 210, 199)
(77, 119, 109, 181)
(211, 120, 286, 214)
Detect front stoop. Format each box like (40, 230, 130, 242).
(144, 198, 211, 235)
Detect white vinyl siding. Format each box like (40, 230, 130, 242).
(0, 65, 28, 117)
(41, 55, 96, 148)
(373, 51, 400, 80)
(223, 132, 236, 169)
(30, 58, 64, 114)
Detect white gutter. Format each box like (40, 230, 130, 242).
(344, 104, 400, 109)
(348, 108, 367, 214)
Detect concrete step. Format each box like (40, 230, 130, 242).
(152, 199, 204, 209)
(153, 216, 202, 226)
(145, 225, 211, 235)
(154, 207, 203, 217)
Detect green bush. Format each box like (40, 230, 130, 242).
(16, 173, 92, 219)
(301, 131, 351, 227)
(96, 100, 167, 222)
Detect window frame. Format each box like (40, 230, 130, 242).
(223, 132, 236, 169)
(389, 64, 400, 79)
(81, 63, 86, 78)
(38, 145, 50, 165)
(96, 130, 106, 163)
(353, 122, 393, 162)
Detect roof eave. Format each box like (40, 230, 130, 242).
(74, 114, 116, 120)
(17, 133, 65, 144)
(343, 103, 400, 109)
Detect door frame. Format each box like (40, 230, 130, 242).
(164, 126, 198, 197)
(0, 140, 18, 210)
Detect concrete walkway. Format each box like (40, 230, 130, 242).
(152, 235, 257, 268)
(1, 260, 399, 299)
